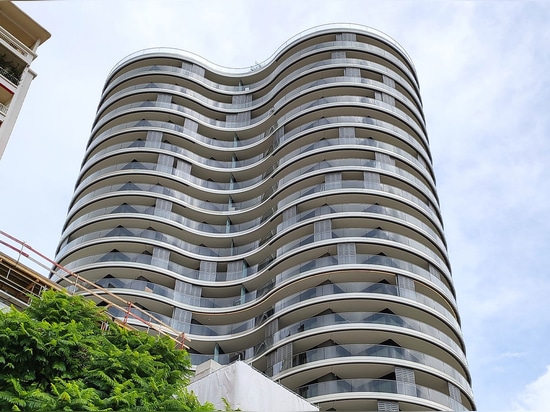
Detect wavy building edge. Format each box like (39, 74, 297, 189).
(54, 24, 475, 411)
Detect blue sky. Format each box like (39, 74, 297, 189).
(1, 1, 549, 410)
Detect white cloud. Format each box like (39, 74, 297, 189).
(500, 352, 526, 359)
(514, 365, 550, 411)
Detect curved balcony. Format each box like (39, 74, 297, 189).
(100, 57, 422, 116)
(74, 156, 436, 208)
(90, 95, 428, 155)
(101, 307, 468, 369)
(92, 278, 459, 333)
(61, 202, 445, 256)
(268, 312, 465, 360)
(298, 378, 467, 410)
(108, 24, 415, 74)
(66, 176, 443, 237)
(57, 252, 456, 311)
(58, 223, 448, 274)
(106, 33, 418, 95)
(83, 134, 434, 187)
(97, 70, 424, 130)
(270, 343, 473, 397)
(86, 115, 432, 167)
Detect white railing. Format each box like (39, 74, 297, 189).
(109, 23, 415, 78)
(0, 26, 33, 60)
(0, 102, 8, 116)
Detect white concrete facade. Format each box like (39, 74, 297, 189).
(189, 360, 318, 411)
(0, 2, 50, 160)
(54, 25, 475, 411)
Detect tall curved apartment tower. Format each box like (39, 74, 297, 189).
(55, 25, 475, 411)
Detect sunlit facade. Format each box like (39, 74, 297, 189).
(0, 2, 50, 160)
(55, 25, 475, 411)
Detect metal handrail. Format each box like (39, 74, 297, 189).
(0, 25, 32, 58)
(0, 230, 188, 348)
(0, 66, 20, 85)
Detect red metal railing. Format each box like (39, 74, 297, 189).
(0, 230, 188, 348)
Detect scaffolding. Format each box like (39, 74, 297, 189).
(0, 230, 188, 349)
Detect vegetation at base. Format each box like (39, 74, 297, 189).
(0, 289, 214, 411)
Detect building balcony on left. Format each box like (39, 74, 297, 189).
(0, 2, 50, 160)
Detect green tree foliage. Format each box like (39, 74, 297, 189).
(0, 290, 214, 411)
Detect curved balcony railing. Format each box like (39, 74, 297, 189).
(75, 156, 435, 206)
(104, 307, 467, 367)
(92, 277, 460, 334)
(277, 227, 447, 266)
(277, 158, 436, 199)
(91, 93, 427, 152)
(83, 134, 433, 189)
(266, 312, 464, 359)
(273, 254, 454, 304)
(57, 251, 455, 309)
(108, 24, 416, 74)
(65, 179, 444, 251)
(107, 32, 418, 92)
(267, 343, 472, 397)
(58, 222, 447, 273)
(62, 182, 450, 268)
(91, 98, 429, 157)
(62, 203, 259, 239)
(87, 114, 432, 170)
(275, 282, 459, 331)
(61, 202, 445, 255)
(101, 56, 421, 115)
(98, 67, 423, 128)
(297, 378, 467, 410)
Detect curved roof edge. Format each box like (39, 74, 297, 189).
(107, 23, 415, 79)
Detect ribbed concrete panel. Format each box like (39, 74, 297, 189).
(54, 24, 474, 411)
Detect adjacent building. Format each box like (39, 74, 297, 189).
(189, 360, 318, 411)
(0, 2, 50, 160)
(0, 250, 59, 311)
(54, 24, 475, 411)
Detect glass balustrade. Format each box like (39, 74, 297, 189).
(102, 306, 468, 367)
(91, 94, 427, 151)
(69, 175, 442, 239)
(265, 343, 472, 397)
(98, 71, 423, 132)
(296, 378, 466, 410)
(88, 114, 431, 172)
(84, 134, 434, 191)
(92, 277, 459, 333)
(107, 35, 418, 95)
(58, 249, 455, 313)
(59, 222, 447, 272)
(61, 201, 445, 257)
(75, 156, 435, 208)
